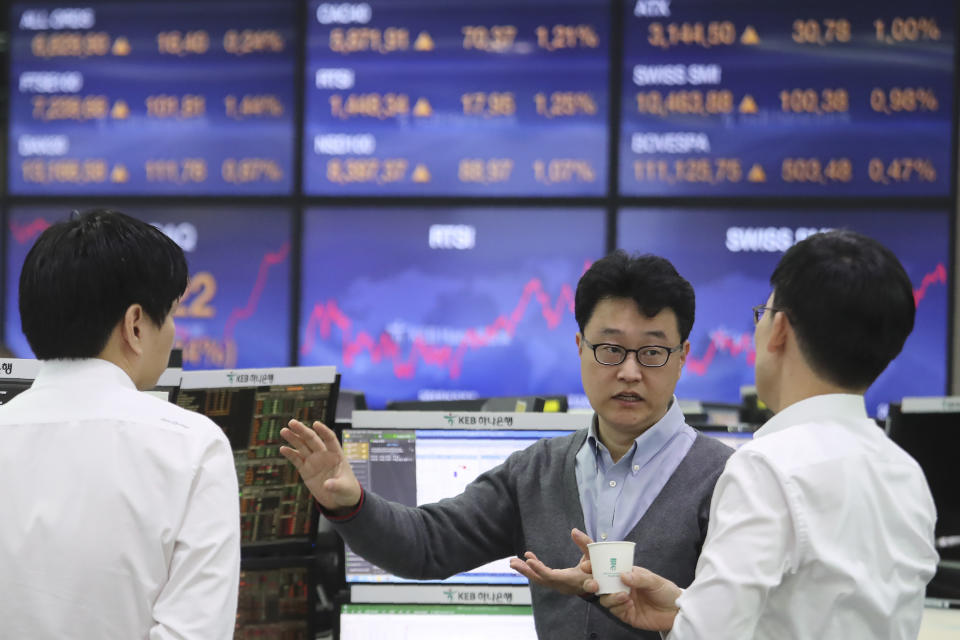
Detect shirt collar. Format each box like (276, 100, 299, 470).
(754, 394, 869, 439)
(32, 358, 138, 392)
(587, 396, 688, 474)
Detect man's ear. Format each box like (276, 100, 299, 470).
(121, 304, 146, 356)
(575, 332, 582, 353)
(677, 340, 691, 368)
(764, 311, 790, 354)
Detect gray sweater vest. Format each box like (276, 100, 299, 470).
(334, 429, 733, 640)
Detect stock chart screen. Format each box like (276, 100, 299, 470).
(4, 206, 292, 369)
(621, 0, 955, 196)
(617, 208, 949, 416)
(304, 0, 609, 196)
(298, 208, 605, 407)
(8, 2, 295, 195)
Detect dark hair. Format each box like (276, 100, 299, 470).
(770, 229, 915, 389)
(575, 250, 695, 342)
(19, 209, 189, 359)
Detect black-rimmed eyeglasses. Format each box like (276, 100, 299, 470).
(752, 304, 785, 325)
(581, 336, 683, 368)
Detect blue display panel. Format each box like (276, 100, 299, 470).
(621, 0, 955, 196)
(617, 209, 949, 416)
(8, 2, 296, 195)
(5, 206, 291, 368)
(304, 0, 610, 196)
(298, 208, 606, 408)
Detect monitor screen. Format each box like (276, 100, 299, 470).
(617, 208, 949, 417)
(236, 558, 315, 640)
(4, 206, 292, 368)
(298, 207, 605, 409)
(304, 0, 610, 195)
(340, 604, 536, 640)
(342, 427, 574, 584)
(8, 1, 296, 195)
(886, 400, 959, 563)
(176, 367, 339, 548)
(620, 0, 955, 196)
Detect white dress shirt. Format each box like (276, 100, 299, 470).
(670, 394, 938, 640)
(0, 359, 241, 640)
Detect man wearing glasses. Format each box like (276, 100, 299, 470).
(585, 230, 938, 640)
(279, 251, 732, 640)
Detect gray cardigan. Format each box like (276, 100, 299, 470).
(333, 429, 733, 640)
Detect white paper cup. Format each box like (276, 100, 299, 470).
(587, 541, 636, 594)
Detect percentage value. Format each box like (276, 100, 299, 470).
(870, 88, 939, 114)
(223, 29, 285, 55)
(533, 159, 595, 184)
(222, 158, 284, 183)
(536, 24, 599, 51)
(225, 94, 285, 119)
(535, 92, 598, 118)
(868, 157, 937, 184)
(875, 17, 941, 43)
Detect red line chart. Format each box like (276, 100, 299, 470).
(913, 263, 947, 306)
(685, 262, 947, 376)
(10, 218, 51, 245)
(300, 277, 577, 380)
(686, 329, 756, 377)
(223, 242, 291, 341)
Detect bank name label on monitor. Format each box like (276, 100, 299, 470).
(0, 358, 41, 379)
(179, 366, 337, 389)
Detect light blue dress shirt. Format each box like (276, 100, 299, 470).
(575, 397, 697, 541)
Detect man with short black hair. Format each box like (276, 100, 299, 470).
(0, 209, 241, 639)
(280, 250, 732, 640)
(587, 230, 938, 639)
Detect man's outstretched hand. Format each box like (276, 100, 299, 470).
(279, 419, 362, 512)
(510, 528, 595, 596)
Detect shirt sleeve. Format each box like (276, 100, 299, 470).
(668, 449, 799, 640)
(150, 434, 242, 640)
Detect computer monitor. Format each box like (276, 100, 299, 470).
(236, 556, 317, 640)
(339, 604, 537, 640)
(175, 366, 339, 550)
(343, 411, 590, 598)
(886, 398, 959, 562)
(146, 367, 183, 403)
(0, 358, 39, 406)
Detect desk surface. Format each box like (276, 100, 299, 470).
(920, 606, 960, 640)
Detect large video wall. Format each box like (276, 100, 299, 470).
(1, 0, 955, 413)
